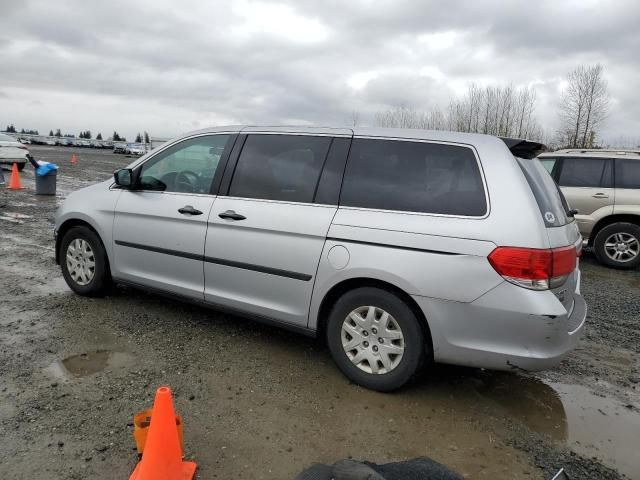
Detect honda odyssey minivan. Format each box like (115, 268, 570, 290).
(55, 126, 586, 391)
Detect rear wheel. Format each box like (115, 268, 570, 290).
(593, 222, 640, 269)
(326, 287, 426, 392)
(60, 226, 112, 295)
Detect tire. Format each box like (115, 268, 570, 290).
(326, 287, 426, 392)
(60, 226, 112, 296)
(593, 222, 640, 270)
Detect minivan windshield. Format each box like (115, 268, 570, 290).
(516, 157, 572, 227)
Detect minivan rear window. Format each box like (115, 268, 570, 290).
(340, 139, 487, 216)
(517, 157, 571, 227)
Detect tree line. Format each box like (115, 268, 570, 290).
(370, 63, 612, 149)
(3, 126, 153, 144)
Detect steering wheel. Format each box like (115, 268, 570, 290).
(174, 170, 199, 193)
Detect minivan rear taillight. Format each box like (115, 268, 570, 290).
(488, 246, 577, 290)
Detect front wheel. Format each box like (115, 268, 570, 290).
(593, 222, 640, 269)
(326, 287, 426, 392)
(60, 226, 112, 295)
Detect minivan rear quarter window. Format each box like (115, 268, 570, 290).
(340, 139, 487, 216)
(517, 157, 571, 227)
(229, 134, 331, 203)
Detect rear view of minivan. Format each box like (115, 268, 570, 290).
(54, 126, 586, 391)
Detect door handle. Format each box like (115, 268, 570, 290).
(178, 205, 203, 215)
(592, 193, 609, 199)
(218, 210, 246, 221)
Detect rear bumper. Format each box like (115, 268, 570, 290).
(413, 281, 586, 372)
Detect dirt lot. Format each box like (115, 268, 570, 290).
(1, 146, 639, 480)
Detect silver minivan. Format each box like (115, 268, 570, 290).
(55, 126, 586, 391)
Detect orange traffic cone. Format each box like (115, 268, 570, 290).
(70, 153, 78, 165)
(129, 386, 196, 480)
(7, 163, 24, 190)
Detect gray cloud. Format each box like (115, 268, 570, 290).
(0, 0, 638, 142)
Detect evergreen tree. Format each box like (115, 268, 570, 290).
(55, 129, 62, 137)
(144, 131, 150, 143)
(135, 132, 142, 143)
(49, 130, 54, 136)
(96, 133, 103, 140)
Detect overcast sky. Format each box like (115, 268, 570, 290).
(1, 0, 638, 143)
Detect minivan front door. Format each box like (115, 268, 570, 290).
(112, 134, 233, 299)
(203, 133, 345, 328)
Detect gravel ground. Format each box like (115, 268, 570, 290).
(1, 146, 638, 480)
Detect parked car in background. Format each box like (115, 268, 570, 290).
(18, 138, 31, 145)
(55, 126, 585, 391)
(0, 132, 29, 170)
(113, 143, 128, 154)
(538, 149, 640, 269)
(126, 143, 146, 155)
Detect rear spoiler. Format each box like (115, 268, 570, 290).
(500, 137, 547, 159)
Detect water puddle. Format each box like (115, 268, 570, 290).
(48, 350, 135, 379)
(0, 212, 33, 223)
(2, 201, 36, 208)
(0, 212, 32, 219)
(475, 372, 640, 477)
(31, 276, 69, 295)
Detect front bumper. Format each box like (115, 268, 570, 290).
(413, 281, 587, 372)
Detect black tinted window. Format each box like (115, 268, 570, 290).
(558, 157, 611, 187)
(340, 139, 486, 216)
(229, 135, 331, 203)
(615, 159, 640, 189)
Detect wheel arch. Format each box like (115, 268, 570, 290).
(588, 214, 640, 246)
(55, 218, 109, 266)
(314, 277, 433, 360)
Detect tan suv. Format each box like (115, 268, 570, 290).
(538, 149, 640, 269)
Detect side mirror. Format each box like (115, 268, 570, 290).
(114, 168, 134, 188)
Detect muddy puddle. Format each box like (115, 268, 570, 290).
(474, 372, 640, 477)
(48, 350, 135, 379)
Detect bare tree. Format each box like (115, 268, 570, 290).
(558, 64, 609, 148)
(373, 83, 544, 141)
(374, 105, 421, 128)
(445, 84, 543, 140)
(349, 110, 361, 127)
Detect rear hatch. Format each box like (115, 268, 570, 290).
(516, 156, 582, 316)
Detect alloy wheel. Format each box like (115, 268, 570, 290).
(604, 232, 639, 263)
